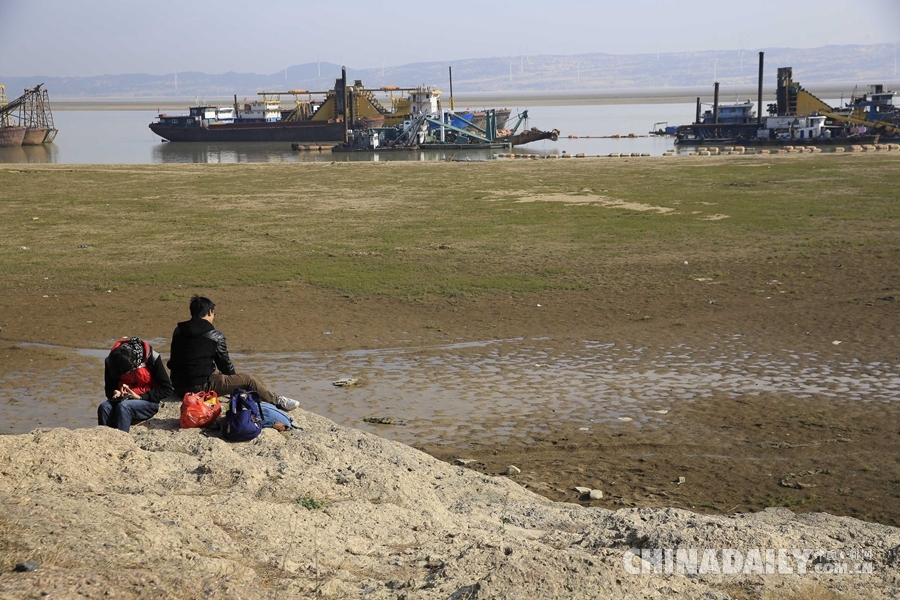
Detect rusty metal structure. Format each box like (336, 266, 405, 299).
(0, 83, 57, 145)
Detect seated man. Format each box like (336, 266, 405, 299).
(99, 337, 174, 432)
(167, 295, 299, 413)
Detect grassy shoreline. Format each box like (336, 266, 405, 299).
(2, 154, 898, 296)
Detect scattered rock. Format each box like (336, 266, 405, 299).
(454, 459, 475, 466)
(14, 561, 40, 572)
(363, 416, 406, 426)
(780, 469, 830, 489)
(574, 486, 592, 495)
(589, 490, 604, 500)
(505, 465, 521, 476)
(333, 378, 359, 387)
(675, 476, 686, 485)
(618, 417, 633, 422)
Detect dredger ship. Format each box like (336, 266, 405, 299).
(674, 52, 899, 146)
(149, 69, 510, 144)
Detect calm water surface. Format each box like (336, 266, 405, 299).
(0, 103, 691, 164)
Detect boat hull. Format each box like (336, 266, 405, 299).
(676, 134, 881, 147)
(0, 126, 26, 147)
(149, 120, 347, 143)
(22, 127, 50, 145)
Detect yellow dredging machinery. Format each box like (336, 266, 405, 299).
(773, 68, 899, 136)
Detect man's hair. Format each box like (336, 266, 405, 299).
(190, 295, 216, 318)
(107, 345, 136, 379)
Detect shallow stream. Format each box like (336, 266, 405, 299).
(4, 335, 898, 444)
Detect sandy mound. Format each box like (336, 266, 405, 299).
(1, 404, 898, 599)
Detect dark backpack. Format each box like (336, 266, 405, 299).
(223, 388, 264, 441)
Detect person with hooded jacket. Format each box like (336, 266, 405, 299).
(167, 295, 299, 417)
(98, 337, 174, 432)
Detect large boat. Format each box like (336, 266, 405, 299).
(674, 54, 899, 146)
(149, 71, 511, 144)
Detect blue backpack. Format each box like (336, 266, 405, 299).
(223, 388, 264, 441)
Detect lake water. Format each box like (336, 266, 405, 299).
(0, 102, 693, 164)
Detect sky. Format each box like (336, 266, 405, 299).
(1, 0, 898, 77)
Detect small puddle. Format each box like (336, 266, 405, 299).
(3, 336, 898, 445)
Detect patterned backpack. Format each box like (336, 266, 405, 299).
(223, 388, 264, 441)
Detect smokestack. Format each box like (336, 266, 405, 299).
(449, 66, 455, 111)
(695, 97, 701, 124)
(713, 81, 720, 126)
(757, 52, 764, 125)
(341, 66, 348, 143)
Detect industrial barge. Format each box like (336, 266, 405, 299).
(675, 53, 899, 146)
(148, 69, 513, 145)
(0, 84, 57, 147)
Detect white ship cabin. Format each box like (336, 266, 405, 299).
(408, 87, 441, 115)
(701, 100, 755, 125)
(759, 115, 826, 140)
(866, 84, 895, 118)
(239, 99, 283, 122)
(216, 107, 236, 123)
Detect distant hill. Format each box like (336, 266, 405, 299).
(2, 44, 896, 100)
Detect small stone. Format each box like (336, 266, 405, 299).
(454, 458, 475, 466)
(589, 490, 604, 500)
(505, 465, 521, 476)
(15, 561, 40, 572)
(574, 486, 592, 495)
(675, 476, 686, 485)
(333, 378, 359, 387)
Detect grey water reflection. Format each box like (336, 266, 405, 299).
(151, 142, 499, 164)
(6, 335, 898, 442)
(243, 336, 899, 446)
(0, 144, 58, 164)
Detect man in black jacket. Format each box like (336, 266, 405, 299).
(168, 295, 299, 412)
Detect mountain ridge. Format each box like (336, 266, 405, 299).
(2, 44, 896, 99)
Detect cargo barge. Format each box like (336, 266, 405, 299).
(0, 84, 57, 147)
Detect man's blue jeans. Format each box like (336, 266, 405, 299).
(98, 399, 159, 433)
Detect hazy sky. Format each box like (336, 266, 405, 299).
(1, 0, 898, 77)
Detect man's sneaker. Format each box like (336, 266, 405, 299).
(276, 395, 299, 412)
